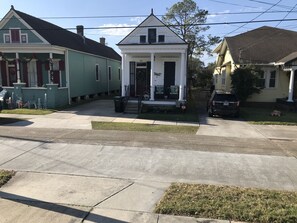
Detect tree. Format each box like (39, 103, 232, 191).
(162, 0, 220, 97)
(231, 66, 264, 103)
(162, 0, 220, 58)
(193, 62, 215, 89)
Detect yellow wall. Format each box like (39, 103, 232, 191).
(213, 47, 290, 102)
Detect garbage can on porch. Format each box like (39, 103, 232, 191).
(114, 96, 124, 112)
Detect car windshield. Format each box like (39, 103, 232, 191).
(214, 94, 238, 101)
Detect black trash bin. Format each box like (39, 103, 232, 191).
(114, 96, 124, 112)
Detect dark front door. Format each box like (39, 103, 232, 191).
(136, 68, 150, 96)
(164, 62, 176, 95)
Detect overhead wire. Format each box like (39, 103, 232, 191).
(275, 2, 297, 27)
(224, 0, 283, 36)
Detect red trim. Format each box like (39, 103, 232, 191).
(1, 61, 8, 86)
(45, 61, 50, 70)
(59, 60, 65, 71)
(53, 70, 60, 87)
(22, 62, 29, 87)
(37, 61, 43, 87)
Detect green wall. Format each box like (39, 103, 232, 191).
(68, 50, 121, 98)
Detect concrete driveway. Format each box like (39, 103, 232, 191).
(197, 113, 265, 138)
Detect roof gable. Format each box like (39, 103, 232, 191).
(0, 7, 121, 61)
(0, 9, 48, 44)
(225, 26, 297, 64)
(118, 13, 186, 45)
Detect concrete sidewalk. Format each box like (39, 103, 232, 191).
(1, 99, 198, 129)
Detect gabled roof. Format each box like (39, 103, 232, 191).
(224, 26, 297, 64)
(118, 11, 187, 45)
(2, 7, 121, 61)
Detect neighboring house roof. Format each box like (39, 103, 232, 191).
(222, 26, 297, 64)
(7, 8, 121, 61)
(276, 51, 297, 65)
(118, 11, 187, 46)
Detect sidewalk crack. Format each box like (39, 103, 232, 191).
(81, 181, 134, 222)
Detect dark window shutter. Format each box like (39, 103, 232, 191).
(1, 61, 8, 86)
(11, 29, 20, 43)
(59, 60, 65, 71)
(45, 61, 50, 70)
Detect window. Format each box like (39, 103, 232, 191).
(257, 72, 266, 88)
(21, 34, 27, 43)
(269, 70, 276, 88)
(10, 29, 20, 43)
(108, 66, 112, 81)
(148, 28, 156, 43)
(221, 70, 226, 85)
(4, 34, 10, 43)
(158, 35, 165, 42)
(95, 64, 100, 81)
(140, 35, 146, 43)
(118, 68, 121, 80)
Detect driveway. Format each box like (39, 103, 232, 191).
(197, 113, 266, 138)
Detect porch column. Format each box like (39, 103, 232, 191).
(287, 68, 295, 102)
(150, 53, 155, 100)
(49, 53, 53, 84)
(179, 52, 185, 101)
(121, 54, 126, 97)
(16, 52, 21, 83)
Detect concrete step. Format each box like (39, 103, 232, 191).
(124, 102, 139, 114)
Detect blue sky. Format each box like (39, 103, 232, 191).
(1, 0, 297, 64)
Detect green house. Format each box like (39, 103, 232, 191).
(0, 6, 121, 108)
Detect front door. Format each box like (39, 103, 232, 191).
(136, 68, 150, 96)
(164, 62, 176, 95)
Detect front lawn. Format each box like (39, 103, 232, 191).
(0, 170, 15, 188)
(92, 121, 198, 134)
(241, 107, 297, 125)
(155, 183, 297, 223)
(1, 108, 55, 115)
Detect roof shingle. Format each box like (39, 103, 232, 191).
(225, 26, 297, 64)
(14, 9, 121, 61)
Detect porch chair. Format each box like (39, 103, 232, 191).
(154, 85, 164, 99)
(169, 85, 179, 99)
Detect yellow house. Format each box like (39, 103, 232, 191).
(213, 26, 297, 104)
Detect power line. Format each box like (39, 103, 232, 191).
(225, 0, 282, 36)
(205, 0, 261, 9)
(275, 3, 297, 27)
(2, 10, 297, 21)
(247, 0, 292, 9)
(2, 17, 297, 31)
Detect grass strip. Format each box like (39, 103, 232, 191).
(155, 183, 297, 223)
(241, 107, 297, 125)
(0, 170, 15, 188)
(1, 109, 55, 115)
(92, 121, 198, 134)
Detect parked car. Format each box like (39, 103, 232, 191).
(207, 91, 240, 117)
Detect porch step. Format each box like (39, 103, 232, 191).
(124, 101, 139, 114)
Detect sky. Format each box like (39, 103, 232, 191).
(1, 0, 297, 65)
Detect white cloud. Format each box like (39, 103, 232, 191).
(208, 10, 230, 19)
(98, 23, 136, 37)
(130, 17, 144, 24)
